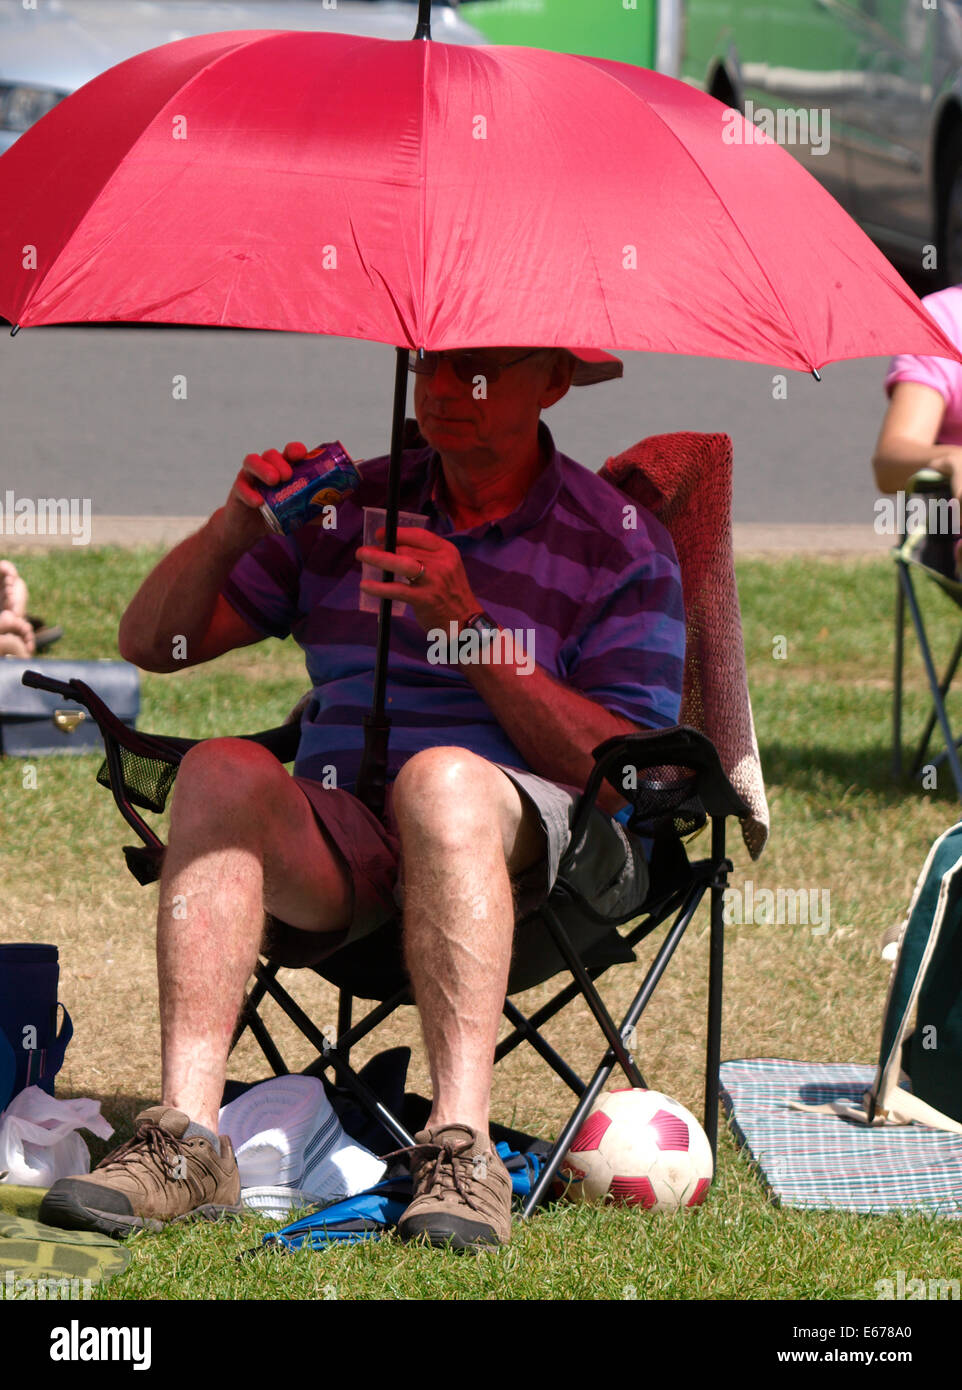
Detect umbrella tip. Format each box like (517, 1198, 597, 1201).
(811, 367, 821, 382)
(414, 0, 432, 40)
(10, 323, 20, 338)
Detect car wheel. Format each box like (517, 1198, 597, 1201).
(938, 134, 962, 288)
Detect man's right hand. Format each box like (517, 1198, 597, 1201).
(222, 441, 308, 550)
(118, 440, 311, 670)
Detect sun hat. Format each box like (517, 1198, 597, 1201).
(564, 346, 624, 386)
(219, 1075, 386, 1215)
(410, 345, 623, 386)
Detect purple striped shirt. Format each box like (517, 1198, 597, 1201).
(222, 422, 685, 800)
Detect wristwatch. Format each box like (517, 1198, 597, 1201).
(459, 609, 501, 651)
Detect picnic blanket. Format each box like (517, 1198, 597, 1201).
(720, 1058, 962, 1217)
(0, 1183, 130, 1293)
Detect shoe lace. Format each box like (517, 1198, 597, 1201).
(386, 1138, 489, 1213)
(97, 1120, 188, 1180)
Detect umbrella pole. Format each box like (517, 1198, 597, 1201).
(355, 346, 410, 819)
(414, 0, 432, 40)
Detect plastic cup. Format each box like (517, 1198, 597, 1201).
(360, 507, 430, 616)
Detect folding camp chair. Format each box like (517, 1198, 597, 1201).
(892, 470, 962, 799)
(20, 428, 763, 1217)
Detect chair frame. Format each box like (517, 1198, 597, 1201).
(21, 668, 748, 1216)
(893, 547, 962, 799)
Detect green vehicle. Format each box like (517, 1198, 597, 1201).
(458, 0, 681, 74)
(682, 1, 962, 286)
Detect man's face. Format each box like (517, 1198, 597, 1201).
(413, 348, 573, 463)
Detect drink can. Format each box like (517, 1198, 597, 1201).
(259, 442, 361, 535)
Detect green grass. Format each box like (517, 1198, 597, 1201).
(3, 547, 962, 1301)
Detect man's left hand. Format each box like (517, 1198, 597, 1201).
(357, 527, 479, 631)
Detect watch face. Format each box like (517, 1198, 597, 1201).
(468, 613, 499, 640)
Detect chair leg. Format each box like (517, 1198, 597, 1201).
(893, 561, 905, 780)
(500, 999, 587, 1095)
(520, 1053, 621, 1217)
(336, 991, 353, 1064)
(254, 967, 416, 1148)
(703, 820, 727, 1164)
(912, 626, 962, 775)
(242, 1005, 291, 1077)
(229, 962, 290, 1076)
(901, 564, 962, 797)
(540, 903, 645, 1088)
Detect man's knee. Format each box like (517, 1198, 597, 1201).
(393, 747, 502, 835)
(392, 747, 538, 870)
(170, 737, 287, 833)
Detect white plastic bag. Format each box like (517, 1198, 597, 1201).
(0, 1086, 113, 1186)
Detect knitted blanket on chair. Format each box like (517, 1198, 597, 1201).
(601, 431, 769, 859)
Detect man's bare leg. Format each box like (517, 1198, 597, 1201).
(157, 737, 354, 1132)
(391, 747, 544, 1137)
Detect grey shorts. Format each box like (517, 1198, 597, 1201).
(261, 762, 649, 994)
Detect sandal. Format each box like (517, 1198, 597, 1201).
(26, 615, 64, 652)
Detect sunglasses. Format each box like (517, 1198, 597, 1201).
(407, 348, 543, 385)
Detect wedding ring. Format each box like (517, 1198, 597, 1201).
(409, 560, 426, 585)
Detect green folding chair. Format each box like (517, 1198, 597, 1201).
(892, 470, 962, 798)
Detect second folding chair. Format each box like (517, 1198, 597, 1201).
(892, 469, 962, 799)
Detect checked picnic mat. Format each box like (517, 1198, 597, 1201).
(720, 1059, 962, 1218)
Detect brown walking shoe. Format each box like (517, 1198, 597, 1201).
(396, 1123, 512, 1250)
(39, 1106, 242, 1239)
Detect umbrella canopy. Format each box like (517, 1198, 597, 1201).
(0, 26, 959, 370)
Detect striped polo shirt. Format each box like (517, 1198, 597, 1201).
(222, 422, 685, 801)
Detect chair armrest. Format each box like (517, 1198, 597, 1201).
(21, 669, 302, 766)
(567, 724, 750, 859)
(20, 669, 303, 859)
(21, 670, 179, 764)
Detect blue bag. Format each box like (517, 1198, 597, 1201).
(0, 944, 73, 1112)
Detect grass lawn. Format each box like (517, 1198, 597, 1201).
(2, 546, 961, 1303)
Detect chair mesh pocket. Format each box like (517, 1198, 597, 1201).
(624, 766, 707, 841)
(96, 747, 178, 814)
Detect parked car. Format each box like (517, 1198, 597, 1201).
(682, 0, 962, 286)
(0, 0, 484, 153)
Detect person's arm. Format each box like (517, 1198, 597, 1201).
(118, 443, 306, 671)
(358, 527, 679, 814)
(873, 381, 962, 496)
(118, 508, 265, 671)
(458, 656, 638, 814)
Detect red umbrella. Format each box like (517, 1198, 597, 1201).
(0, 19, 957, 371)
(1, 1, 958, 809)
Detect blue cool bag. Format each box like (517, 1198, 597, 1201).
(0, 944, 72, 1112)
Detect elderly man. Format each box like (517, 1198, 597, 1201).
(41, 346, 684, 1250)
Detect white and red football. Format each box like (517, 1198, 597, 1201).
(557, 1088, 713, 1211)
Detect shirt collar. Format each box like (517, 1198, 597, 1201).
(415, 420, 563, 540)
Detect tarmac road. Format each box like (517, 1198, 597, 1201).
(0, 322, 895, 541)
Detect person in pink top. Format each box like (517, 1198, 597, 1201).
(875, 284, 962, 499)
